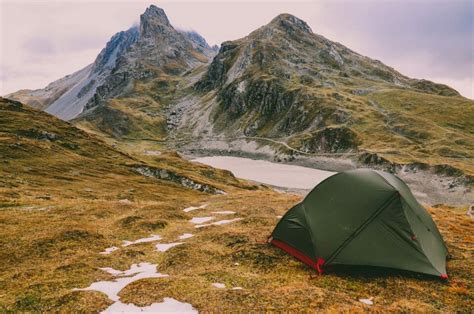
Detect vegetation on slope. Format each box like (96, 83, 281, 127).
(0, 98, 472, 312)
(189, 13, 474, 179)
(1, 187, 472, 312)
(0, 97, 252, 201)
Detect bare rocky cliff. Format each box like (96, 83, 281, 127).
(6, 5, 215, 121)
(167, 13, 472, 191)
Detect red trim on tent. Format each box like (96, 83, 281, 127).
(271, 239, 325, 274)
(440, 274, 448, 280)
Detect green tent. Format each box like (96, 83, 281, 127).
(270, 169, 448, 278)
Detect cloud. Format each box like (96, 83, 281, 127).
(308, 0, 473, 81)
(22, 37, 56, 56)
(0, 1, 146, 94)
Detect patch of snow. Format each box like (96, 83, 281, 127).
(359, 297, 374, 305)
(16, 206, 52, 211)
(118, 199, 132, 205)
(195, 218, 242, 228)
(467, 206, 473, 218)
(178, 233, 194, 240)
(276, 215, 282, 219)
(237, 80, 246, 93)
(212, 283, 226, 289)
(100, 267, 127, 276)
(74, 263, 196, 313)
(122, 234, 162, 247)
(211, 211, 235, 215)
(413, 191, 428, 199)
(232, 287, 243, 290)
(209, 218, 242, 225)
(101, 298, 197, 313)
(183, 204, 208, 212)
(74, 263, 168, 302)
(190, 216, 215, 224)
(100, 246, 119, 255)
(156, 242, 184, 252)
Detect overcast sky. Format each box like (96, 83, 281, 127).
(1, 0, 472, 98)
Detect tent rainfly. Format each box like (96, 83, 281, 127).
(270, 169, 448, 278)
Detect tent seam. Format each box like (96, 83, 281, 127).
(375, 171, 447, 253)
(401, 201, 446, 275)
(325, 191, 399, 264)
(381, 218, 441, 275)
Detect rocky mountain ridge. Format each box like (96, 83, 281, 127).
(5, 6, 473, 191)
(168, 13, 472, 177)
(6, 5, 215, 121)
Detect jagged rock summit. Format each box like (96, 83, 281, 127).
(269, 13, 313, 33)
(140, 5, 171, 36)
(7, 5, 214, 120)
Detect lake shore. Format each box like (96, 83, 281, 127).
(182, 147, 472, 206)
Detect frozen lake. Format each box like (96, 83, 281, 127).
(192, 156, 335, 190)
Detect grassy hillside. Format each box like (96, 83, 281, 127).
(0, 98, 472, 312)
(1, 188, 472, 312)
(0, 97, 253, 199)
(4, 89, 54, 110)
(284, 88, 474, 176)
(74, 73, 182, 141)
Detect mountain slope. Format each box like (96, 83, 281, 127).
(5, 65, 92, 111)
(5, 7, 473, 184)
(0, 99, 471, 312)
(1, 98, 471, 313)
(72, 6, 217, 140)
(170, 13, 473, 180)
(6, 5, 214, 122)
(0, 97, 254, 203)
(6, 27, 139, 120)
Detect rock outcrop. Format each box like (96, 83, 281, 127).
(170, 12, 472, 179)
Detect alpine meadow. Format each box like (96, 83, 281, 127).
(1, 2, 473, 313)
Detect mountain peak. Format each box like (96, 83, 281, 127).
(140, 5, 171, 37)
(269, 13, 312, 34)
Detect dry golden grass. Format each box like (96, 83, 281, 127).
(0, 98, 472, 312)
(1, 188, 472, 312)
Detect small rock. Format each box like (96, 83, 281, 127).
(100, 246, 119, 255)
